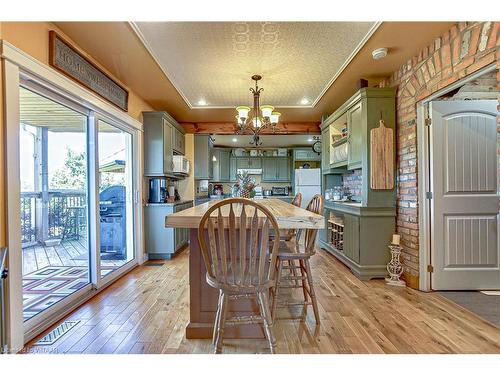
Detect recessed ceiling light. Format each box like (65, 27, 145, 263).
(300, 98, 310, 105)
(197, 99, 207, 106)
(232, 138, 238, 142)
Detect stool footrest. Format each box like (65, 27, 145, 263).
(228, 293, 255, 300)
(277, 301, 312, 307)
(225, 315, 264, 326)
(276, 284, 304, 289)
(280, 275, 306, 281)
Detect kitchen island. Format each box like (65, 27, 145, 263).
(165, 198, 324, 339)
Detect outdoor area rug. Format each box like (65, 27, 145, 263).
(23, 265, 117, 321)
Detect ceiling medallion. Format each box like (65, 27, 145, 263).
(235, 75, 280, 146)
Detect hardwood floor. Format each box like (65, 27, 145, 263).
(24, 247, 500, 354)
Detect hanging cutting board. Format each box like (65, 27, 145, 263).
(370, 119, 394, 190)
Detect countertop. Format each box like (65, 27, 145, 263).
(326, 200, 362, 207)
(144, 200, 193, 207)
(324, 200, 396, 217)
(166, 198, 325, 229)
(257, 195, 295, 199)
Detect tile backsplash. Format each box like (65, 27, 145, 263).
(342, 169, 362, 198)
(196, 175, 290, 196)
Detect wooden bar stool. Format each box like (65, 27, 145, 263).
(197, 198, 281, 354)
(269, 193, 302, 285)
(271, 194, 324, 325)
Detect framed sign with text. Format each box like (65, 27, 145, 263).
(49, 31, 129, 111)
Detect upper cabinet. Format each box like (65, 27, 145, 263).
(321, 124, 331, 173)
(293, 149, 321, 161)
(194, 135, 214, 180)
(143, 111, 186, 177)
(235, 157, 262, 170)
(262, 157, 290, 182)
(212, 148, 233, 182)
(347, 101, 363, 170)
(320, 87, 396, 205)
(172, 126, 185, 155)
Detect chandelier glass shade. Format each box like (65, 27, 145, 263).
(235, 75, 280, 145)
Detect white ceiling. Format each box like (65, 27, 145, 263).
(213, 134, 320, 148)
(131, 22, 379, 109)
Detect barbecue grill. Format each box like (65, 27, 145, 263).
(99, 185, 126, 260)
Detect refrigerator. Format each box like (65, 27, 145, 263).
(294, 168, 322, 208)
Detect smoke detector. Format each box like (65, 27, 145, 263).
(372, 47, 388, 60)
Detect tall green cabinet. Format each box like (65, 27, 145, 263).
(319, 87, 397, 281)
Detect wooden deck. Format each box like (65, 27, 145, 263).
(25, 246, 500, 354)
(23, 239, 127, 275)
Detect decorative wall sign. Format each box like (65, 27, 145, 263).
(49, 31, 129, 111)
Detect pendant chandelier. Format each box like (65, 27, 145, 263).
(235, 74, 280, 146)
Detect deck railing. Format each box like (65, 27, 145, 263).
(20, 190, 87, 246)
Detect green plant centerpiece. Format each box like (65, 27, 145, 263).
(231, 171, 257, 198)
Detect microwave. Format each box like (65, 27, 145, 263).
(173, 155, 190, 175)
(271, 186, 290, 196)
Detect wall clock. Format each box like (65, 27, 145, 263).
(312, 140, 322, 154)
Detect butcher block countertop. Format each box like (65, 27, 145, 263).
(165, 198, 324, 229)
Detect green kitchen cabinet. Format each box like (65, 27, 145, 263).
(294, 149, 321, 161)
(319, 202, 395, 280)
(212, 148, 231, 182)
(320, 87, 396, 207)
(321, 124, 331, 174)
(262, 158, 276, 181)
(143, 111, 185, 177)
(219, 149, 231, 181)
(236, 157, 261, 169)
(319, 88, 396, 281)
(229, 157, 237, 182)
(343, 214, 360, 263)
(212, 148, 221, 181)
(276, 157, 290, 181)
(347, 101, 362, 170)
(262, 157, 290, 182)
(194, 135, 214, 180)
(172, 126, 185, 155)
(145, 201, 193, 260)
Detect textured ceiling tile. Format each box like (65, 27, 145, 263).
(134, 22, 376, 108)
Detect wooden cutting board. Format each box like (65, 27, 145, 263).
(370, 119, 394, 190)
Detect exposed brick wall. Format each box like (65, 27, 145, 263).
(379, 21, 500, 289)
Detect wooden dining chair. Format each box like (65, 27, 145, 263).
(197, 198, 281, 354)
(271, 194, 324, 325)
(270, 192, 302, 241)
(275, 192, 302, 285)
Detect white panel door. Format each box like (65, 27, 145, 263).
(430, 100, 500, 290)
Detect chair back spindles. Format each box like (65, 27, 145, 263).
(291, 192, 302, 207)
(199, 198, 280, 354)
(198, 198, 280, 288)
(296, 194, 324, 255)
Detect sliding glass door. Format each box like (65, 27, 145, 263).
(18, 81, 138, 333)
(97, 119, 135, 279)
(19, 86, 91, 322)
